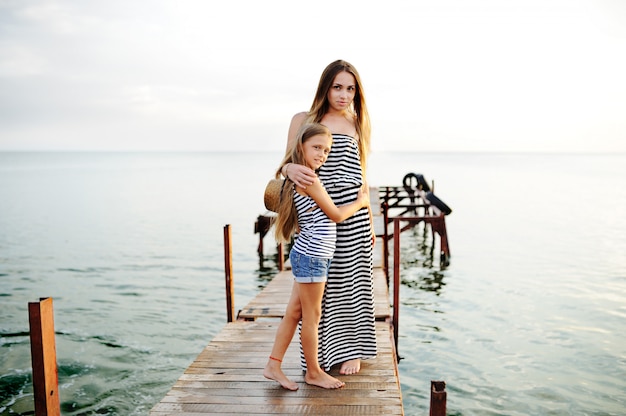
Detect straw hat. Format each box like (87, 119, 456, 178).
(264, 178, 285, 212)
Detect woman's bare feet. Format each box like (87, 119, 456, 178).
(304, 371, 345, 389)
(339, 358, 361, 375)
(264, 360, 298, 391)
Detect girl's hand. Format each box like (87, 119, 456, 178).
(285, 163, 316, 189)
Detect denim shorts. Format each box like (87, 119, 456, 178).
(290, 250, 331, 283)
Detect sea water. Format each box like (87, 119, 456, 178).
(1, 151, 625, 415)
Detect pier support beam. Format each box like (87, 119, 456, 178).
(430, 380, 447, 416)
(224, 224, 235, 322)
(28, 297, 61, 416)
(254, 215, 272, 256)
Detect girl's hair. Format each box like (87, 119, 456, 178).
(305, 59, 371, 171)
(274, 123, 332, 242)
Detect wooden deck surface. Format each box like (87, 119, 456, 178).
(150, 189, 405, 415)
(149, 321, 402, 415)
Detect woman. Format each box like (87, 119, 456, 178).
(281, 59, 376, 375)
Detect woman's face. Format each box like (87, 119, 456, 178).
(303, 133, 332, 170)
(326, 71, 356, 112)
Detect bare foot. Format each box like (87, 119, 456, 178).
(339, 359, 361, 375)
(305, 371, 345, 389)
(264, 362, 299, 391)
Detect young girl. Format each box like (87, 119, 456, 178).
(263, 123, 370, 390)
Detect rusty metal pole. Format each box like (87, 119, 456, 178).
(224, 224, 235, 322)
(393, 218, 401, 359)
(28, 297, 61, 416)
(429, 380, 447, 416)
(382, 200, 389, 284)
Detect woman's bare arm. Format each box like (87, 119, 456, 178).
(303, 180, 369, 223)
(282, 112, 316, 188)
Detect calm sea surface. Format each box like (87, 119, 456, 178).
(1, 152, 625, 415)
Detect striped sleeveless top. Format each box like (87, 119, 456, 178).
(291, 187, 336, 259)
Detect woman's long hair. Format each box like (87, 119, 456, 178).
(274, 123, 332, 242)
(305, 59, 371, 171)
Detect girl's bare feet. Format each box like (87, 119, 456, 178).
(339, 358, 361, 375)
(305, 371, 345, 389)
(264, 358, 298, 391)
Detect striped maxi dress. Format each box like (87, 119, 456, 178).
(299, 133, 377, 371)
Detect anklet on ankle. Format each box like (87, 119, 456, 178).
(269, 356, 282, 362)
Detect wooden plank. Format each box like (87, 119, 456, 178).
(151, 404, 402, 415)
(150, 321, 403, 415)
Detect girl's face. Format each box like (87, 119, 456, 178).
(302, 133, 332, 170)
(326, 71, 356, 112)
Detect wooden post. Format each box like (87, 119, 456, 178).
(393, 218, 401, 359)
(28, 297, 61, 416)
(223, 224, 235, 322)
(254, 215, 271, 256)
(430, 380, 447, 416)
(254, 216, 263, 256)
(277, 241, 284, 271)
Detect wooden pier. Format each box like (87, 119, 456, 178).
(150, 178, 451, 415)
(149, 243, 404, 415)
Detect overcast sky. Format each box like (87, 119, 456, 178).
(1, 0, 625, 153)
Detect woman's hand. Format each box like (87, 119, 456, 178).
(285, 163, 316, 189)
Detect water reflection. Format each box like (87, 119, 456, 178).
(257, 256, 277, 277)
(256, 249, 283, 287)
(402, 270, 446, 294)
(398, 226, 447, 295)
(256, 236, 293, 288)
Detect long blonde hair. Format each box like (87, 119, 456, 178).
(274, 123, 332, 242)
(305, 59, 371, 171)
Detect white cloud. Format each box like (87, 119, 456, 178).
(0, 43, 48, 76)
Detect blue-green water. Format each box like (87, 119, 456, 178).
(1, 152, 625, 415)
